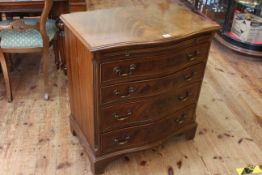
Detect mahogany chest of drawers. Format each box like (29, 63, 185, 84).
(61, 2, 220, 174)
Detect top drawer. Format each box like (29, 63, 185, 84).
(100, 43, 210, 85)
(98, 34, 212, 60)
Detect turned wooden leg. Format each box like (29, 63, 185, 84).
(185, 124, 197, 140)
(53, 36, 60, 70)
(0, 50, 13, 102)
(59, 33, 67, 75)
(56, 19, 67, 75)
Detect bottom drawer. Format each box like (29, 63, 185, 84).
(101, 104, 196, 154)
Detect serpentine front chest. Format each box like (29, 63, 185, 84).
(61, 2, 220, 174)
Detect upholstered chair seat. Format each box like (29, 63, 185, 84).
(0, 19, 57, 49)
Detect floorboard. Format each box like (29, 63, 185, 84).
(0, 41, 261, 175)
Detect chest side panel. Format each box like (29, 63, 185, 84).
(64, 26, 95, 149)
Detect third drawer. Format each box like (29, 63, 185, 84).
(100, 82, 201, 132)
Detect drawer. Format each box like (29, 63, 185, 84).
(100, 43, 209, 84)
(100, 83, 201, 132)
(98, 34, 212, 60)
(101, 63, 205, 104)
(101, 105, 195, 154)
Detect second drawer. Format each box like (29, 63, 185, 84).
(101, 63, 205, 104)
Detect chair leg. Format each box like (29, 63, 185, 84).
(42, 47, 49, 101)
(0, 50, 13, 102)
(60, 33, 67, 76)
(53, 35, 60, 70)
(4, 53, 14, 72)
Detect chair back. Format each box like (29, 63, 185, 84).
(0, 0, 54, 44)
(39, 0, 54, 49)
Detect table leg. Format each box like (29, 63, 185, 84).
(56, 19, 67, 75)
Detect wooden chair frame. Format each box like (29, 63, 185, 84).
(0, 0, 54, 102)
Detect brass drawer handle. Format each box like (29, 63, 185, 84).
(177, 91, 191, 101)
(113, 87, 135, 98)
(113, 110, 132, 121)
(187, 51, 200, 61)
(114, 136, 130, 145)
(183, 71, 196, 81)
(176, 113, 187, 124)
(113, 64, 136, 77)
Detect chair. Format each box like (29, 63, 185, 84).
(0, 0, 57, 102)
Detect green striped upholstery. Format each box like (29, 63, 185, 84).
(0, 19, 57, 49)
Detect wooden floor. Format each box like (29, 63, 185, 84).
(0, 40, 261, 175)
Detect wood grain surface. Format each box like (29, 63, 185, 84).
(64, 25, 96, 149)
(61, 0, 220, 51)
(0, 0, 66, 14)
(0, 39, 261, 175)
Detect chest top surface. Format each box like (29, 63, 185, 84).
(61, 0, 220, 51)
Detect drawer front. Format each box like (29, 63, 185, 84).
(99, 34, 211, 59)
(100, 43, 209, 84)
(101, 105, 195, 154)
(100, 83, 201, 132)
(101, 63, 205, 104)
